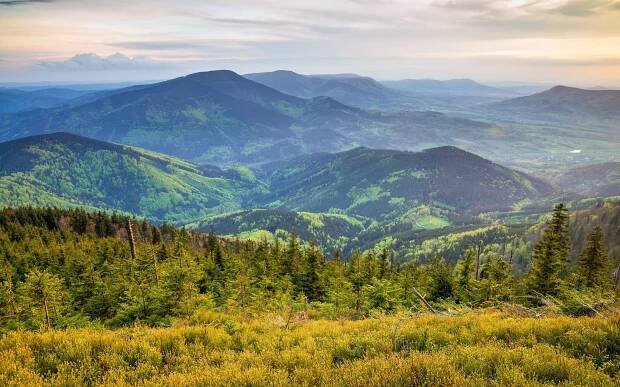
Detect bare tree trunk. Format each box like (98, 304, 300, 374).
(475, 242, 481, 280)
(127, 219, 137, 280)
(615, 263, 620, 287)
(412, 286, 437, 314)
(150, 245, 160, 286)
(43, 295, 51, 331)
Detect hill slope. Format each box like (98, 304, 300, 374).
(191, 208, 367, 250)
(556, 162, 620, 196)
(261, 146, 552, 218)
(491, 86, 620, 125)
(0, 133, 262, 222)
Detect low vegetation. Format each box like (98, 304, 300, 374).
(1, 312, 618, 385)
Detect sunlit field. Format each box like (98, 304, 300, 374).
(2, 311, 618, 386)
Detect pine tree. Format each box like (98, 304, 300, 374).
(17, 270, 68, 330)
(479, 253, 513, 301)
(302, 241, 325, 301)
(528, 204, 570, 296)
(427, 257, 454, 301)
(549, 203, 570, 264)
(456, 248, 476, 291)
(576, 226, 611, 288)
(378, 247, 390, 279)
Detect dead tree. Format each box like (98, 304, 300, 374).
(412, 286, 437, 314)
(127, 219, 137, 279)
(475, 242, 482, 280)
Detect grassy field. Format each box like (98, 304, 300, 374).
(1, 311, 618, 386)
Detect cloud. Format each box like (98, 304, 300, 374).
(38, 53, 166, 71)
(553, 0, 613, 17)
(0, 0, 54, 5)
(108, 39, 255, 51)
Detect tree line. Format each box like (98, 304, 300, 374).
(0, 205, 617, 331)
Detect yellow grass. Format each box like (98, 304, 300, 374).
(1, 311, 618, 386)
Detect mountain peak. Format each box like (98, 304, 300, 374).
(184, 69, 241, 80)
(547, 85, 583, 93)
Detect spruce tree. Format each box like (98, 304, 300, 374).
(17, 270, 68, 330)
(528, 203, 570, 296)
(576, 226, 611, 288)
(456, 248, 476, 291)
(302, 241, 324, 301)
(549, 203, 570, 264)
(378, 247, 390, 279)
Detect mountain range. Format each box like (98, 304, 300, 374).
(0, 70, 496, 166)
(0, 132, 553, 250)
(2, 70, 619, 170)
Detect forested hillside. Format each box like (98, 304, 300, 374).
(0, 133, 262, 222)
(0, 133, 557, 252)
(191, 209, 367, 251)
(262, 146, 551, 217)
(1, 204, 617, 334)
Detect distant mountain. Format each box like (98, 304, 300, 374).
(0, 70, 492, 165)
(0, 87, 91, 113)
(244, 70, 401, 108)
(556, 162, 620, 196)
(490, 86, 620, 125)
(0, 71, 320, 163)
(0, 133, 263, 222)
(261, 146, 552, 218)
(487, 82, 554, 95)
(382, 78, 516, 98)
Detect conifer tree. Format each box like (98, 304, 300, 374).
(576, 226, 611, 288)
(17, 270, 68, 330)
(283, 232, 300, 277)
(528, 204, 570, 296)
(456, 248, 476, 291)
(427, 257, 454, 301)
(378, 247, 390, 279)
(479, 253, 513, 301)
(549, 203, 570, 264)
(302, 241, 325, 301)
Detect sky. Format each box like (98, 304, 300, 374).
(1, 0, 619, 85)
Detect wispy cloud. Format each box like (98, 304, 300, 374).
(38, 53, 166, 71)
(552, 0, 615, 17)
(0, 0, 54, 6)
